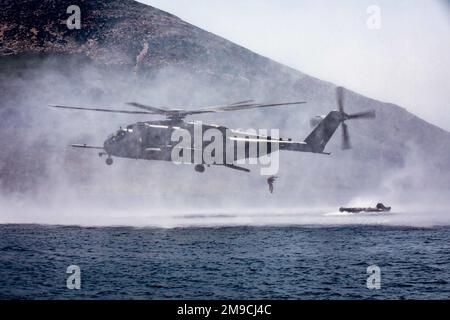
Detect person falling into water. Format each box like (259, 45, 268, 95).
(267, 176, 278, 194)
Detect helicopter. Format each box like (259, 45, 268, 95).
(49, 87, 375, 173)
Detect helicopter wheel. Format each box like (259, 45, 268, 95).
(106, 157, 113, 166)
(194, 164, 205, 173)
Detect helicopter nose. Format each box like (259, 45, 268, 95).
(103, 138, 114, 154)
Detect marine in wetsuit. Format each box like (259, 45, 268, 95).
(267, 176, 278, 194)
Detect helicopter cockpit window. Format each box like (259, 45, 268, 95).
(112, 130, 127, 141)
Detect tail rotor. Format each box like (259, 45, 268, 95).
(336, 87, 376, 150)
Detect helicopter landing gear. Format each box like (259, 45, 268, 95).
(194, 164, 205, 173)
(99, 152, 113, 166)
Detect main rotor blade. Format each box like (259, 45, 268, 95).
(184, 101, 307, 115)
(58, 100, 307, 120)
(125, 101, 306, 118)
(342, 122, 352, 150)
(336, 87, 344, 113)
(49, 105, 156, 115)
(230, 99, 255, 106)
(347, 110, 376, 120)
(127, 100, 258, 113)
(125, 102, 175, 114)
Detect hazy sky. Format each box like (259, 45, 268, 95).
(139, 0, 450, 130)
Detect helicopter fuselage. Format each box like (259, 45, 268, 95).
(102, 119, 311, 168)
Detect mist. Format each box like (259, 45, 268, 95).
(0, 51, 449, 228)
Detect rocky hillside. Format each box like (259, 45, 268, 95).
(1, 0, 449, 200)
(1, 0, 300, 81)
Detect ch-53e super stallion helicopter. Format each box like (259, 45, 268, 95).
(50, 87, 375, 173)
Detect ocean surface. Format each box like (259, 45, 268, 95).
(1, 223, 449, 299)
